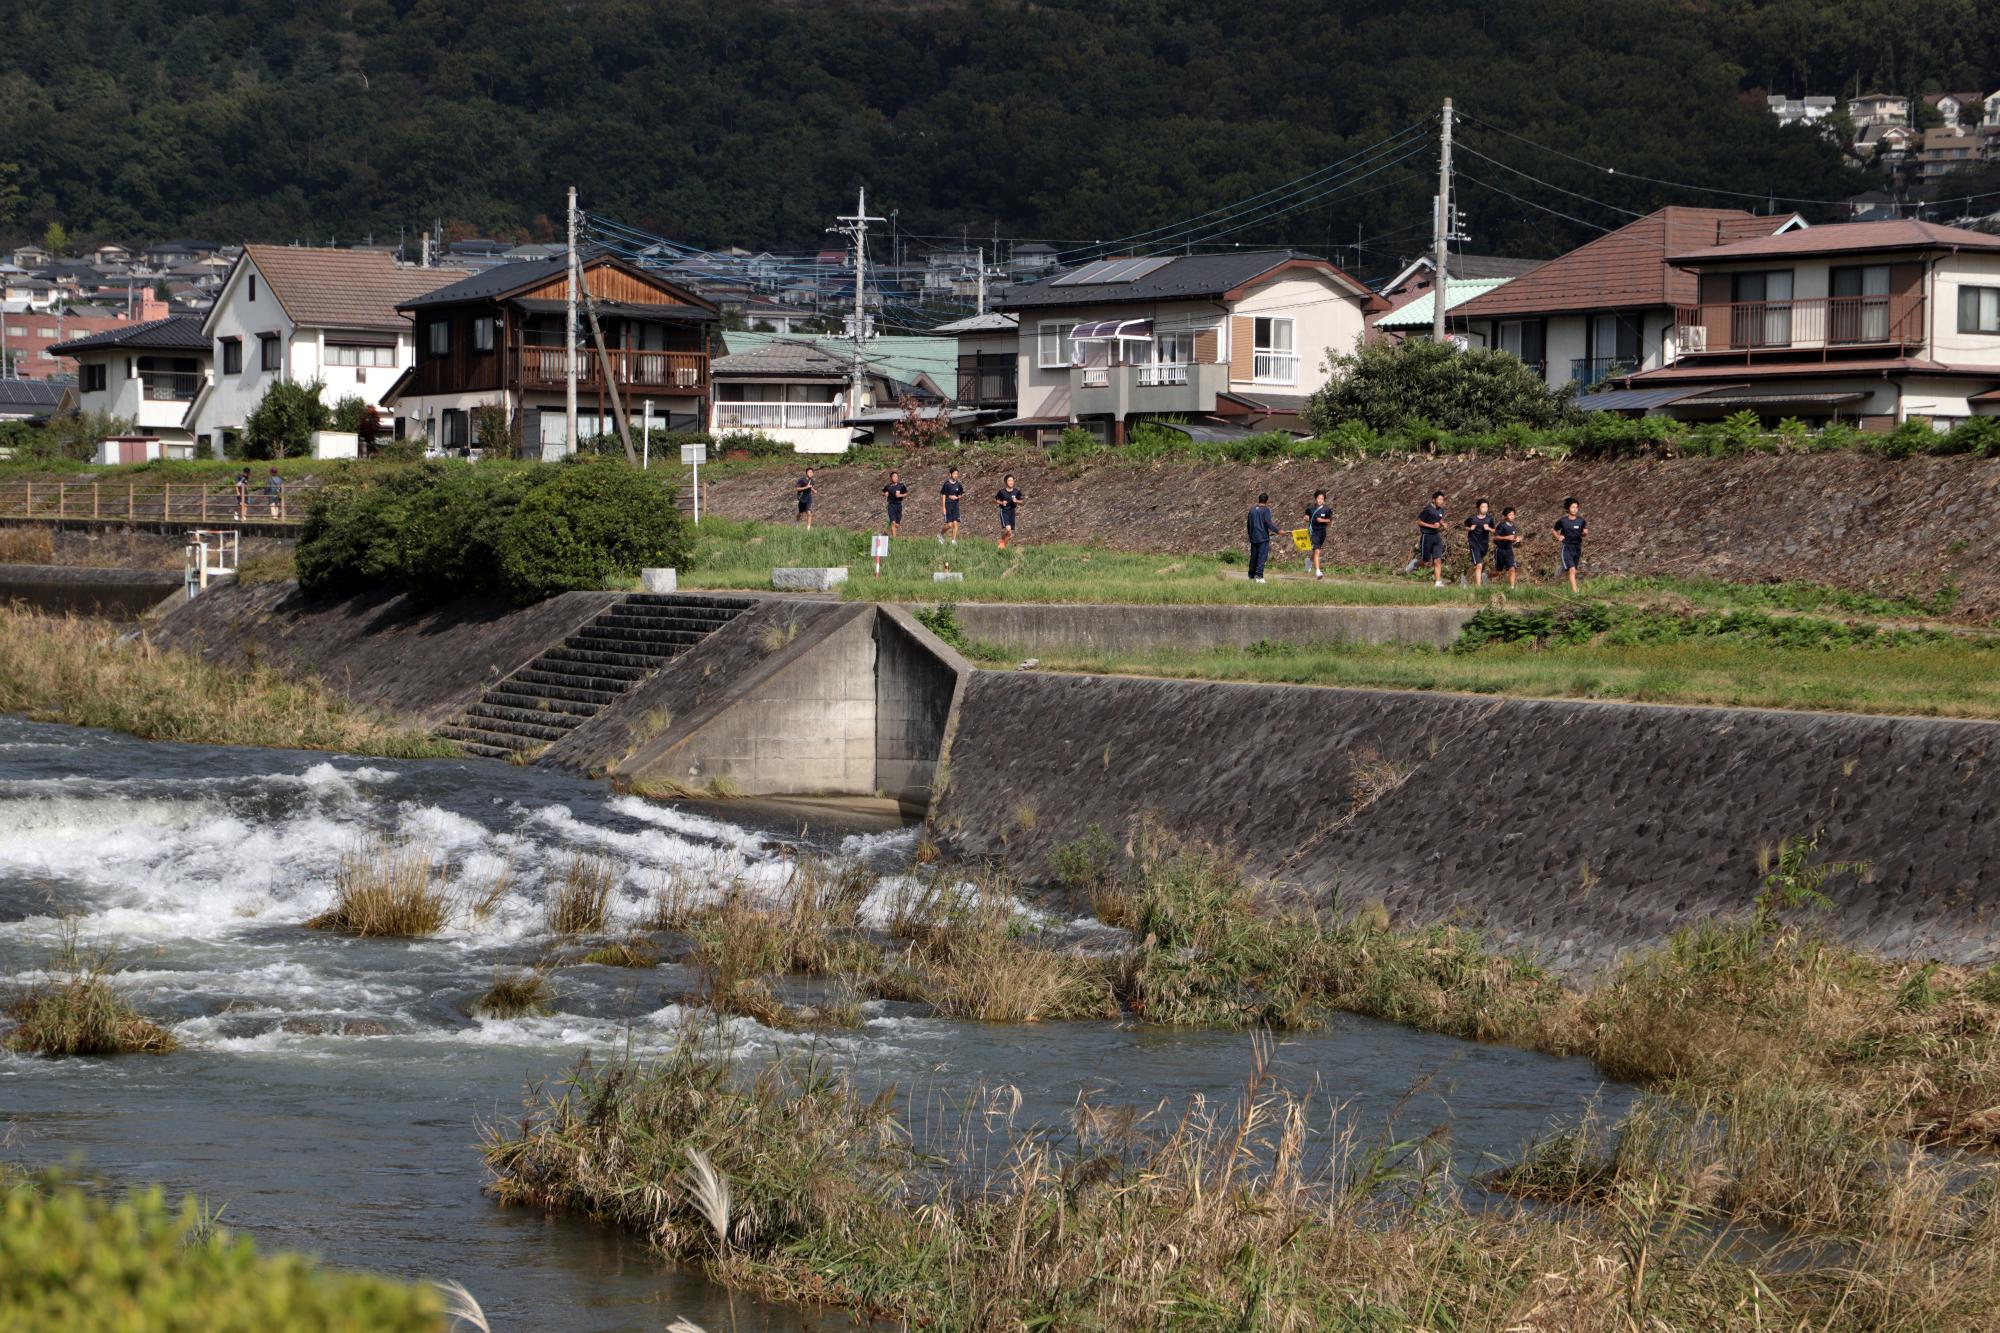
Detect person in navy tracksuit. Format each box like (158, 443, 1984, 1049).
(1246, 492, 1281, 583)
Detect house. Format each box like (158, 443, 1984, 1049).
(145, 239, 225, 268)
(1452, 207, 1805, 390)
(1848, 93, 1910, 129)
(1616, 219, 2000, 427)
(191, 246, 471, 455)
(1008, 243, 1059, 279)
(1370, 254, 1544, 338)
(1916, 127, 1982, 182)
(47, 312, 211, 445)
(3, 289, 179, 380)
(1926, 92, 1983, 130)
(1371, 277, 1518, 344)
(86, 243, 134, 267)
(387, 250, 716, 456)
(1853, 122, 1917, 162)
(709, 337, 952, 453)
(0, 379, 64, 424)
(1768, 94, 1837, 127)
(991, 250, 1385, 443)
(1840, 190, 1901, 222)
(930, 311, 1019, 419)
(2, 274, 57, 310)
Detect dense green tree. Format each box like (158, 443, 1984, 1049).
(1302, 338, 1582, 434)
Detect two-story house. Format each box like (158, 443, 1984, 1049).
(1451, 207, 1805, 390)
(1617, 219, 2000, 427)
(191, 246, 470, 455)
(47, 312, 211, 447)
(387, 251, 717, 456)
(929, 311, 1018, 421)
(991, 251, 1384, 443)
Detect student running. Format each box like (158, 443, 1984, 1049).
(994, 474, 1023, 548)
(938, 467, 964, 544)
(234, 468, 250, 522)
(265, 467, 284, 519)
(1492, 506, 1521, 587)
(1553, 496, 1589, 592)
(1416, 490, 1446, 586)
(795, 467, 816, 527)
(881, 470, 909, 536)
(1304, 490, 1332, 580)
(1464, 498, 1494, 587)
(1245, 492, 1280, 583)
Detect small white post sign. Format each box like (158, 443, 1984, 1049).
(871, 533, 889, 576)
(681, 442, 707, 522)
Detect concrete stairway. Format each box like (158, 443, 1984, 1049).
(439, 593, 755, 760)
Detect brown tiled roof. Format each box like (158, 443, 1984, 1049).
(1628, 357, 1965, 383)
(242, 245, 470, 332)
(1454, 208, 1793, 319)
(1666, 219, 2000, 264)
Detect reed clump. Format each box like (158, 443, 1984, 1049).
(581, 937, 659, 969)
(485, 1039, 2000, 1331)
(3, 933, 178, 1057)
(544, 854, 617, 935)
(0, 606, 453, 758)
(475, 968, 555, 1019)
(303, 842, 455, 938)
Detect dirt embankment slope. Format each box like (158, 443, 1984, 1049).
(704, 453, 2000, 621)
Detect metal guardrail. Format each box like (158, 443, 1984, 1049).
(0, 480, 306, 524)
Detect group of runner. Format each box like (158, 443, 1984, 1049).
(794, 465, 1025, 548)
(1245, 489, 1590, 590)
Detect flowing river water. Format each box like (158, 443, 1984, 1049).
(0, 715, 1635, 1329)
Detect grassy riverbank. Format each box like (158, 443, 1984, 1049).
(0, 608, 454, 757)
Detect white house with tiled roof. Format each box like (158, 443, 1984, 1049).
(49, 309, 212, 446)
(190, 246, 470, 453)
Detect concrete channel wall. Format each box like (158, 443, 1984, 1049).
(942, 602, 1475, 655)
(929, 671, 2000, 972)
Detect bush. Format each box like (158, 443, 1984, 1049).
(498, 456, 694, 602)
(328, 395, 369, 433)
(1302, 338, 1583, 434)
(0, 1169, 439, 1330)
(715, 430, 792, 457)
(243, 379, 330, 460)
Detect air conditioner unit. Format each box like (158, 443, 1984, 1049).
(1681, 326, 1708, 353)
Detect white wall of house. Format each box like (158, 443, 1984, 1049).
(1013, 298, 1224, 421)
(1900, 375, 1992, 422)
(70, 349, 207, 442)
(293, 328, 414, 406)
(712, 378, 854, 454)
(1228, 273, 1366, 394)
(1932, 252, 2000, 370)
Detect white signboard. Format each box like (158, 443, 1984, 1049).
(870, 534, 890, 558)
(680, 443, 709, 465)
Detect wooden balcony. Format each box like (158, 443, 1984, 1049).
(516, 345, 708, 393)
(1672, 295, 1925, 358)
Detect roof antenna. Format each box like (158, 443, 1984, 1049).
(1715, 219, 1723, 244)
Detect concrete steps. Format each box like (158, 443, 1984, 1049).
(441, 593, 755, 759)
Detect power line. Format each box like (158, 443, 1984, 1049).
(1452, 142, 1645, 219)
(1456, 171, 1616, 233)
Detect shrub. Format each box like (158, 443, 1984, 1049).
(474, 403, 513, 457)
(328, 395, 369, 433)
(715, 430, 791, 457)
(497, 456, 693, 603)
(243, 379, 330, 460)
(4, 932, 178, 1057)
(1302, 338, 1582, 434)
(0, 1170, 440, 1329)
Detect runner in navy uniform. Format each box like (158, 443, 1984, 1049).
(881, 470, 909, 537)
(938, 467, 965, 545)
(1417, 491, 1447, 586)
(1553, 497, 1588, 592)
(1246, 492, 1280, 583)
(1304, 490, 1333, 580)
(795, 467, 816, 528)
(1464, 498, 1494, 588)
(994, 474, 1023, 548)
(1492, 507, 1521, 588)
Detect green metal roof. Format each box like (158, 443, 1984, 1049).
(1373, 277, 1514, 329)
(721, 331, 959, 385)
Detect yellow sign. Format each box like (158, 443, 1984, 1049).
(1290, 528, 1312, 552)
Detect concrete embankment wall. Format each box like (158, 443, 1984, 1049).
(944, 602, 1473, 655)
(153, 582, 622, 727)
(0, 563, 183, 615)
(929, 672, 2000, 971)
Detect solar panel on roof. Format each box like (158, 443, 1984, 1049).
(1049, 255, 1176, 286)
(1050, 259, 1122, 286)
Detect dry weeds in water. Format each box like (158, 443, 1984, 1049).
(475, 968, 555, 1020)
(544, 854, 617, 934)
(3, 927, 179, 1056)
(0, 607, 452, 757)
(303, 842, 456, 938)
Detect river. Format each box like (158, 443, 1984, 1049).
(0, 715, 1633, 1329)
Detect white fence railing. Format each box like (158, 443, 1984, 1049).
(713, 402, 845, 430)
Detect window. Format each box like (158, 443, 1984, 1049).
(1252, 316, 1296, 384)
(259, 334, 281, 371)
(1960, 286, 2000, 335)
(221, 337, 242, 374)
(1731, 270, 1794, 347)
(1137, 331, 1193, 385)
(37, 326, 55, 338)
(1497, 319, 1546, 371)
(427, 320, 449, 357)
(441, 409, 469, 448)
(1037, 320, 1078, 369)
(3, 325, 22, 338)
(247, 274, 256, 302)
(124, 357, 135, 380)
(472, 317, 495, 353)
(326, 342, 396, 367)
(81, 363, 106, 392)
(1830, 265, 1891, 343)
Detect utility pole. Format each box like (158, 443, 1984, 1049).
(565, 185, 579, 457)
(976, 246, 986, 314)
(1432, 97, 1454, 345)
(828, 187, 883, 418)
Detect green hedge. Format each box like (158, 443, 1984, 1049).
(0, 1170, 438, 1331)
(1452, 602, 1986, 654)
(298, 456, 692, 604)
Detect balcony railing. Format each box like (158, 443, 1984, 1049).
(1571, 357, 1636, 389)
(955, 356, 1016, 407)
(1672, 295, 1925, 357)
(518, 345, 708, 392)
(1135, 361, 1191, 386)
(713, 401, 844, 431)
(139, 371, 200, 402)
(1252, 352, 1299, 383)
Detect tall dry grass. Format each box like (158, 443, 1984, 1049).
(3, 929, 178, 1056)
(544, 855, 617, 935)
(485, 1037, 2000, 1331)
(0, 606, 453, 757)
(304, 842, 456, 938)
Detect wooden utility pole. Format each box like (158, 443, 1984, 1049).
(565, 185, 579, 455)
(1432, 97, 1454, 345)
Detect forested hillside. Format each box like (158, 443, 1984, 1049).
(1, 0, 1996, 265)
